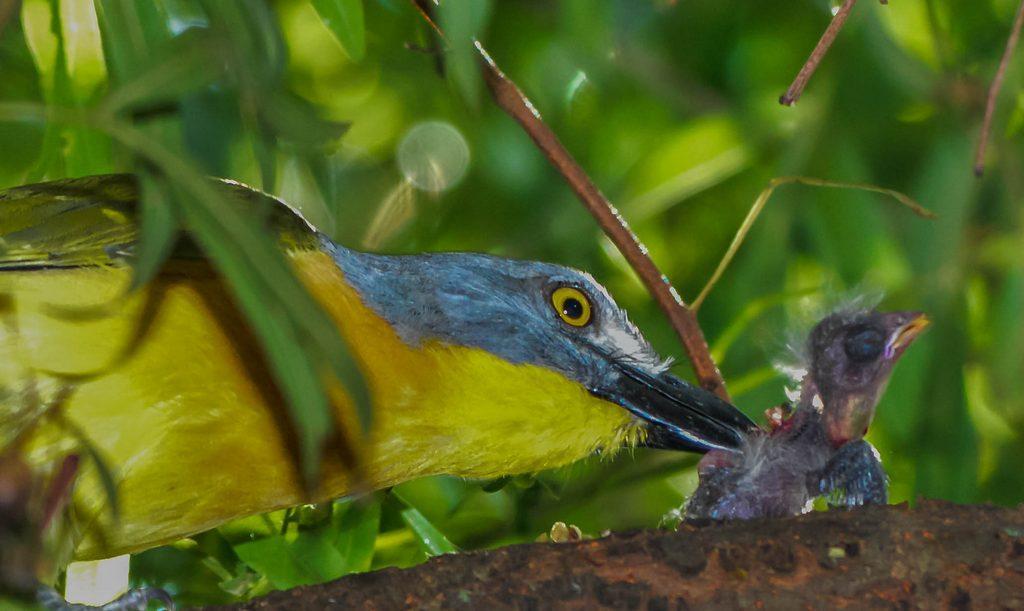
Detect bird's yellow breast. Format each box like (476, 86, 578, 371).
(0, 250, 635, 559)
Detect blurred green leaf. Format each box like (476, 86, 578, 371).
(290, 530, 347, 582)
(333, 499, 380, 574)
(902, 136, 978, 503)
(94, 0, 371, 485)
(233, 537, 307, 590)
(129, 173, 179, 292)
(58, 0, 106, 96)
(437, 0, 491, 110)
(100, 118, 370, 487)
(93, 0, 172, 83)
(625, 114, 750, 220)
(311, 0, 366, 62)
(261, 91, 351, 151)
(399, 506, 458, 556)
(710, 288, 818, 365)
(97, 29, 221, 117)
(727, 365, 780, 399)
(0, 19, 45, 187)
(232, 500, 378, 588)
(0, 596, 40, 611)
(59, 411, 120, 520)
(163, 176, 339, 487)
(23, 0, 111, 178)
(200, 0, 285, 84)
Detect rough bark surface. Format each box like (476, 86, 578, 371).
(216, 500, 1024, 610)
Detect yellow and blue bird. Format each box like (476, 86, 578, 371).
(0, 174, 754, 565)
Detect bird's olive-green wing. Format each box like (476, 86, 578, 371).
(0, 174, 319, 270)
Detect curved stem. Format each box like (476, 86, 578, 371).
(975, 0, 1024, 177)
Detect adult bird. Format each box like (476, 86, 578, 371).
(0, 174, 755, 563)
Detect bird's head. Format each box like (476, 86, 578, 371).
(806, 309, 930, 446)
(329, 245, 756, 454)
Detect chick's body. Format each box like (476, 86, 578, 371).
(685, 308, 928, 521)
(686, 404, 833, 520)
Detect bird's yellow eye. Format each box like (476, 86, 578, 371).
(551, 286, 592, 327)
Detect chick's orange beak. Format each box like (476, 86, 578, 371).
(885, 312, 930, 359)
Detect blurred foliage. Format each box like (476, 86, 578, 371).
(0, 0, 1023, 605)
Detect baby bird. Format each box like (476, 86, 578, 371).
(685, 308, 929, 521)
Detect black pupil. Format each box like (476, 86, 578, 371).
(843, 327, 884, 363)
(562, 297, 584, 320)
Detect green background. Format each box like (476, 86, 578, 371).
(1, 0, 1021, 604)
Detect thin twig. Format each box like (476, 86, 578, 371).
(781, 0, 866, 106)
(975, 0, 1024, 177)
(409, 0, 730, 400)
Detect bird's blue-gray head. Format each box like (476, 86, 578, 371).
(325, 240, 754, 453)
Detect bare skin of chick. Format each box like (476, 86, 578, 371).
(686, 309, 929, 521)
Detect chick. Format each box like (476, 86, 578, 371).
(685, 308, 929, 521)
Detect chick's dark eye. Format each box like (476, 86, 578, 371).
(843, 327, 884, 363)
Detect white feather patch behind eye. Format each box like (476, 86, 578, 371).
(812, 394, 824, 411)
(578, 273, 671, 375)
(601, 325, 672, 375)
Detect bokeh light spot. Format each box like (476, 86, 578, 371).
(397, 121, 471, 193)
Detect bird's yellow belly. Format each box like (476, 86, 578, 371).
(0, 251, 635, 559)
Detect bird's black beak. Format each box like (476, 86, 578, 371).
(590, 364, 756, 453)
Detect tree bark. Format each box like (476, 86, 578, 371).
(216, 500, 1024, 610)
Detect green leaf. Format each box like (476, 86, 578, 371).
(59, 412, 120, 520)
(399, 506, 457, 557)
(93, 0, 172, 83)
(0, 19, 46, 187)
(129, 173, 179, 292)
(233, 499, 379, 588)
(168, 179, 335, 486)
(200, 0, 286, 84)
(437, 0, 492, 110)
(290, 530, 347, 583)
(333, 499, 380, 573)
(59, 0, 107, 98)
(311, 0, 365, 62)
(100, 118, 371, 486)
(233, 536, 308, 590)
(710, 287, 819, 364)
(92, 0, 181, 150)
(262, 91, 351, 151)
(23, 0, 112, 179)
(98, 29, 222, 117)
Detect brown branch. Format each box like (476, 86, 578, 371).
(410, 0, 729, 400)
(780, 0, 889, 106)
(0, 0, 21, 37)
(222, 501, 1024, 610)
(476, 52, 728, 399)
(975, 0, 1024, 177)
